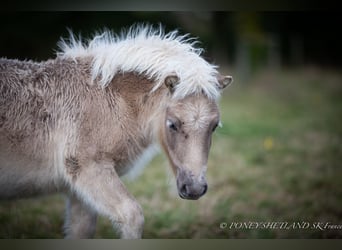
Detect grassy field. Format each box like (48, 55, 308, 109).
(0, 67, 341, 238)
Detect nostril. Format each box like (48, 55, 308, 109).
(180, 184, 187, 195)
(202, 184, 208, 195)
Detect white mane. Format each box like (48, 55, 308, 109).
(57, 25, 221, 100)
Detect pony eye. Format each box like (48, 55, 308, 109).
(166, 119, 178, 132)
(212, 123, 219, 132)
(170, 123, 177, 131)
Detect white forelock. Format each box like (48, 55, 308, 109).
(57, 24, 221, 100)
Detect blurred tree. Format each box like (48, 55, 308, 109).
(0, 12, 341, 69)
(234, 12, 268, 81)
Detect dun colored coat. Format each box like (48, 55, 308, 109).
(0, 25, 232, 238)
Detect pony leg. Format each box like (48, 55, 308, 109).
(69, 162, 144, 239)
(64, 194, 98, 238)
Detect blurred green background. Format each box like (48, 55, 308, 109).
(0, 12, 341, 238)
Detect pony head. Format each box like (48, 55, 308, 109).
(159, 74, 232, 200)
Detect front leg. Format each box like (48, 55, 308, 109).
(68, 161, 144, 239)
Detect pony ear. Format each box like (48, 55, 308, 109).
(164, 75, 180, 92)
(217, 74, 233, 90)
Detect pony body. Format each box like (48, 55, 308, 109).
(0, 25, 232, 238)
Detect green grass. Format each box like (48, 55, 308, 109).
(1, 67, 341, 238)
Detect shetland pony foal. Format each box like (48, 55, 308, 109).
(0, 26, 232, 238)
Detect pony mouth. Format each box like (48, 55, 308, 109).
(176, 170, 208, 200)
(178, 189, 205, 200)
(178, 192, 201, 200)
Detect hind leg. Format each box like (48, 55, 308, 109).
(64, 194, 98, 238)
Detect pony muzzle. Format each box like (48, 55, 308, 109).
(176, 170, 208, 200)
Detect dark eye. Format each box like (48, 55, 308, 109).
(212, 123, 219, 132)
(167, 120, 178, 132)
